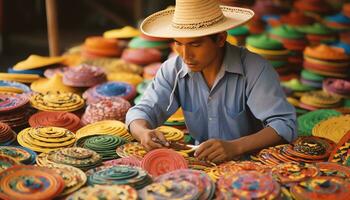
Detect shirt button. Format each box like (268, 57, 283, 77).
(208, 96, 212, 100)
(209, 117, 212, 121)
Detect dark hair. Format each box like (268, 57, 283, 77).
(208, 33, 220, 42)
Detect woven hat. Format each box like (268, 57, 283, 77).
(140, 0, 254, 38)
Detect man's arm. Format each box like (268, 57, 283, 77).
(129, 119, 169, 151)
(125, 58, 181, 150)
(195, 127, 285, 163)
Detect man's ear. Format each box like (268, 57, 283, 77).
(217, 31, 227, 47)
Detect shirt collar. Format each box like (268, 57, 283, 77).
(179, 42, 244, 78)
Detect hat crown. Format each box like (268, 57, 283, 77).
(172, 0, 225, 29)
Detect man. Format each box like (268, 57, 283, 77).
(126, 0, 297, 163)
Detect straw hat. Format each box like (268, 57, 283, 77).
(140, 0, 254, 38)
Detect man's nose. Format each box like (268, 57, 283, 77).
(182, 46, 193, 60)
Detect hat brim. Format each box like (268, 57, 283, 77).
(141, 6, 254, 38)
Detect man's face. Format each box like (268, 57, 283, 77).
(173, 34, 225, 72)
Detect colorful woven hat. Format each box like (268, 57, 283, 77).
(12, 54, 64, 70)
(300, 90, 342, 110)
(281, 78, 314, 92)
(0, 146, 37, 165)
(82, 36, 122, 57)
(116, 142, 147, 159)
(316, 162, 350, 180)
(323, 78, 350, 98)
(143, 62, 161, 80)
(216, 170, 280, 199)
(17, 127, 76, 153)
(0, 92, 29, 113)
(139, 180, 199, 200)
(37, 147, 102, 171)
(280, 11, 315, 26)
(107, 72, 143, 86)
(103, 26, 140, 39)
(155, 169, 215, 200)
(0, 106, 34, 130)
(85, 165, 152, 189)
(8, 67, 45, 76)
(45, 164, 87, 197)
(0, 122, 17, 145)
(271, 162, 319, 185)
(312, 115, 350, 143)
(81, 98, 131, 125)
(76, 135, 126, 161)
(29, 111, 81, 132)
(294, 0, 333, 15)
(82, 58, 143, 75)
(43, 66, 68, 78)
(62, 64, 107, 87)
(328, 130, 350, 166)
(30, 74, 81, 94)
(290, 177, 350, 200)
(0, 155, 20, 172)
(0, 73, 40, 83)
(76, 120, 133, 142)
(66, 185, 138, 200)
(103, 156, 141, 167)
(128, 36, 170, 49)
(30, 91, 85, 112)
(304, 44, 350, 61)
(121, 48, 162, 66)
(141, 148, 188, 177)
(0, 80, 31, 94)
(83, 81, 137, 104)
(324, 13, 350, 31)
(246, 34, 285, 50)
(0, 166, 65, 200)
(297, 109, 342, 136)
(156, 126, 184, 141)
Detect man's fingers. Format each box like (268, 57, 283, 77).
(212, 155, 226, 164)
(196, 144, 217, 160)
(206, 150, 222, 162)
(154, 131, 169, 146)
(194, 140, 214, 157)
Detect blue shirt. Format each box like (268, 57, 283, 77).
(126, 44, 297, 143)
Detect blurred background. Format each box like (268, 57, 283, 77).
(0, 0, 174, 71)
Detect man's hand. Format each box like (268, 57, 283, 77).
(139, 129, 169, 151)
(194, 139, 241, 163)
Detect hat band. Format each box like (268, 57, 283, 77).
(172, 14, 225, 30)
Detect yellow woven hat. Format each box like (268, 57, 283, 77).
(30, 74, 81, 94)
(13, 55, 64, 70)
(0, 73, 40, 83)
(103, 26, 140, 39)
(107, 72, 143, 86)
(140, 0, 254, 38)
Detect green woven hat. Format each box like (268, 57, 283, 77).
(297, 23, 335, 35)
(301, 70, 325, 82)
(281, 78, 314, 92)
(128, 37, 169, 49)
(227, 26, 249, 36)
(246, 34, 284, 50)
(297, 109, 342, 136)
(270, 25, 305, 39)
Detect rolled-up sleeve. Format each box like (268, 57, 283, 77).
(125, 59, 180, 129)
(246, 62, 297, 143)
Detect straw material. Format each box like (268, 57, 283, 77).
(141, 0, 254, 38)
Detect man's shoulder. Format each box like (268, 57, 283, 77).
(237, 46, 270, 75)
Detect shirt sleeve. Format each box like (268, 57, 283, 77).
(125, 59, 180, 129)
(246, 61, 297, 143)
